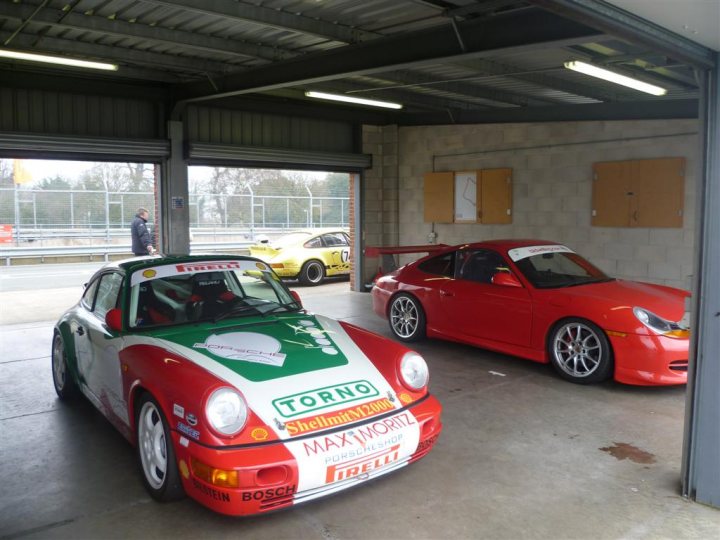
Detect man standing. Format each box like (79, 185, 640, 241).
(131, 207, 155, 256)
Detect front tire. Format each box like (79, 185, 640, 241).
(388, 293, 426, 342)
(299, 260, 325, 286)
(136, 393, 185, 502)
(52, 331, 78, 400)
(548, 318, 613, 384)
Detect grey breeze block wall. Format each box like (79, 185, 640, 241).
(362, 119, 699, 291)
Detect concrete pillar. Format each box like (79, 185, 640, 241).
(162, 120, 190, 255)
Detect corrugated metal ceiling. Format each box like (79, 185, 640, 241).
(0, 0, 710, 125)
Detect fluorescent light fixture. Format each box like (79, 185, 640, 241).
(0, 49, 118, 71)
(564, 61, 666, 96)
(305, 91, 402, 109)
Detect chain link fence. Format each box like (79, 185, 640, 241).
(0, 187, 349, 247)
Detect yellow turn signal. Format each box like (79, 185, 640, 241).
(190, 457, 239, 488)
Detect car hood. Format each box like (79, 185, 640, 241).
(123, 313, 402, 440)
(544, 279, 688, 322)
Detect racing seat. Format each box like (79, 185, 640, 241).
(137, 282, 176, 325)
(187, 273, 237, 319)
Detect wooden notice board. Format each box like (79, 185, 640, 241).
(424, 172, 454, 223)
(479, 168, 513, 224)
(592, 157, 685, 228)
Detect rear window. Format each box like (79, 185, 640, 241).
(417, 253, 455, 277)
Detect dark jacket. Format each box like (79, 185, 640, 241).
(131, 214, 152, 255)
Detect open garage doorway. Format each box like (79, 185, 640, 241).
(0, 159, 158, 263)
(188, 166, 353, 286)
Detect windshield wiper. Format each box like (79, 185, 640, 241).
(212, 304, 264, 322)
(555, 277, 615, 288)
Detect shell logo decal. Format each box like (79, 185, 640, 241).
(251, 428, 269, 441)
(399, 393, 413, 404)
(142, 269, 157, 278)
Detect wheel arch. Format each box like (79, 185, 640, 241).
(545, 315, 616, 369)
(54, 325, 81, 385)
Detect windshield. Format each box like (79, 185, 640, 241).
(128, 260, 299, 328)
(511, 249, 610, 289)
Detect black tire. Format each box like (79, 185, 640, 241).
(135, 393, 185, 502)
(388, 293, 426, 342)
(51, 331, 79, 400)
(299, 259, 326, 286)
(547, 318, 613, 384)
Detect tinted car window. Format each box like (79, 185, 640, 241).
(322, 233, 348, 247)
(304, 236, 323, 248)
(93, 272, 123, 319)
(417, 253, 455, 277)
(457, 249, 508, 284)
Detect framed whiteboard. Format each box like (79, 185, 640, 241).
(454, 171, 477, 222)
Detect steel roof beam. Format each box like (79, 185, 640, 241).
(527, 0, 715, 69)
(0, 0, 291, 62)
(175, 8, 603, 102)
(2, 31, 238, 75)
(143, 0, 377, 43)
(396, 98, 698, 125)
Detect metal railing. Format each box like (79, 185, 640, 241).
(0, 240, 257, 265)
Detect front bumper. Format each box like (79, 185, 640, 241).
(609, 332, 688, 386)
(173, 394, 442, 516)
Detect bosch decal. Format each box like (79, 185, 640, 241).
(241, 486, 296, 502)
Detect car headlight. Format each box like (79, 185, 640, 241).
(205, 387, 248, 436)
(633, 307, 689, 338)
(399, 352, 429, 390)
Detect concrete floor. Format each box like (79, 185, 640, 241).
(1, 280, 719, 539)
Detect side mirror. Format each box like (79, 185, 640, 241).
(492, 272, 522, 288)
(290, 290, 303, 306)
(106, 308, 123, 332)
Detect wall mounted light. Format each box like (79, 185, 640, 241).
(0, 49, 118, 71)
(305, 91, 403, 109)
(564, 60, 666, 96)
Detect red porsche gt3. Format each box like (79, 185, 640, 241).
(372, 240, 690, 386)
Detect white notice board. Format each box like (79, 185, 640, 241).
(454, 171, 477, 222)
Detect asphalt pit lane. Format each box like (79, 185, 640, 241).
(600, 442, 656, 464)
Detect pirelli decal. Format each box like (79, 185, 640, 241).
(285, 397, 394, 436)
(325, 444, 401, 483)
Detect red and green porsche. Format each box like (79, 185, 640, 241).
(51, 255, 442, 516)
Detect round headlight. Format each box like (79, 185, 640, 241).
(205, 388, 248, 436)
(399, 352, 429, 390)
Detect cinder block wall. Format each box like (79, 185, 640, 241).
(362, 119, 699, 290)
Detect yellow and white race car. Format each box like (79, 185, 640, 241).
(249, 229, 351, 285)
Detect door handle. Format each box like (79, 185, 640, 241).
(440, 290, 454, 297)
(76, 326, 85, 336)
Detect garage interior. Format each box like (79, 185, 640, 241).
(1, 0, 719, 538)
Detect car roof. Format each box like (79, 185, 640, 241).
(432, 239, 562, 255)
(105, 254, 262, 273)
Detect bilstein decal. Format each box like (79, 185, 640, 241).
(272, 380, 379, 418)
(194, 332, 286, 367)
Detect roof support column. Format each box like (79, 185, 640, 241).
(682, 52, 720, 508)
(161, 120, 190, 255)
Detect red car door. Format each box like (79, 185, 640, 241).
(439, 248, 533, 347)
